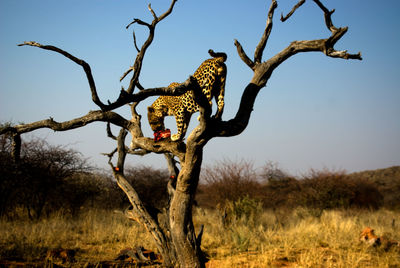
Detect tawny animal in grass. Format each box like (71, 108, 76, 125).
(379, 234, 400, 251)
(360, 227, 400, 251)
(147, 50, 227, 141)
(359, 227, 380, 247)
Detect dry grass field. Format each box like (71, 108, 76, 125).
(199, 208, 400, 267)
(1, 208, 399, 267)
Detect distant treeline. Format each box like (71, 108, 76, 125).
(1, 135, 399, 220)
(197, 160, 400, 212)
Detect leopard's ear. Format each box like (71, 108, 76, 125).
(148, 106, 155, 113)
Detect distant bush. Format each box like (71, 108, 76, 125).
(349, 166, 400, 209)
(197, 160, 388, 211)
(1, 128, 397, 220)
(259, 161, 300, 208)
(0, 131, 174, 219)
(0, 136, 97, 219)
(295, 169, 383, 210)
(261, 176, 300, 208)
(197, 159, 263, 208)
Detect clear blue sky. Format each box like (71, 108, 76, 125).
(1, 0, 399, 175)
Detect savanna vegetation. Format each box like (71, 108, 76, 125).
(1, 135, 399, 267)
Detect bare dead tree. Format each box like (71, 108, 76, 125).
(1, 0, 361, 267)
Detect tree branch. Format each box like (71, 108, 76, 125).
(234, 39, 255, 70)
(211, 83, 262, 138)
(0, 110, 132, 136)
(108, 129, 176, 266)
(106, 75, 199, 111)
(119, 30, 141, 82)
(130, 137, 186, 160)
(254, 0, 277, 64)
(313, 0, 337, 32)
(106, 122, 117, 140)
(120, 65, 135, 82)
(164, 153, 179, 199)
(218, 0, 362, 139)
(280, 0, 305, 22)
(132, 30, 141, 53)
(164, 153, 180, 179)
(128, 148, 151, 156)
(129, 102, 144, 138)
(126, 18, 151, 29)
(157, 0, 178, 22)
(11, 133, 21, 162)
(148, 4, 158, 21)
(122, 0, 178, 96)
(0, 110, 132, 163)
(18, 41, 105, 110)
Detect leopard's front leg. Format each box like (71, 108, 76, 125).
(171, 109, 185, 141)
(171, 110, 191, 141)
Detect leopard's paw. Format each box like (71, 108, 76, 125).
(171, 134, 181, 141)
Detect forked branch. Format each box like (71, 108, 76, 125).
(121, 0, 178, 97)
(235, 0, 278, 70)
(19, 1, 179, 113)
(217, 0, 362, 139)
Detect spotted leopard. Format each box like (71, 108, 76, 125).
(148, 50, 227, 141)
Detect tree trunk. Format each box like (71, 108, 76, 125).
(169, 144, 204, 267)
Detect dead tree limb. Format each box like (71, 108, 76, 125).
(280, 0, 305, 22)
(122, 0, 177, 96)
(212, 0, 361, 139)
(234, 40, 255, 70)
(19, 0, 178, 112)
(254, 0, 277, 64)
(0, 110, 131, 136)
(18, 41, 105, 110)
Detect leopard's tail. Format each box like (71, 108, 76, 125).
(208, 49, 227, 62)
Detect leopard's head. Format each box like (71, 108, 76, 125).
(147, 106, 165, 132)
